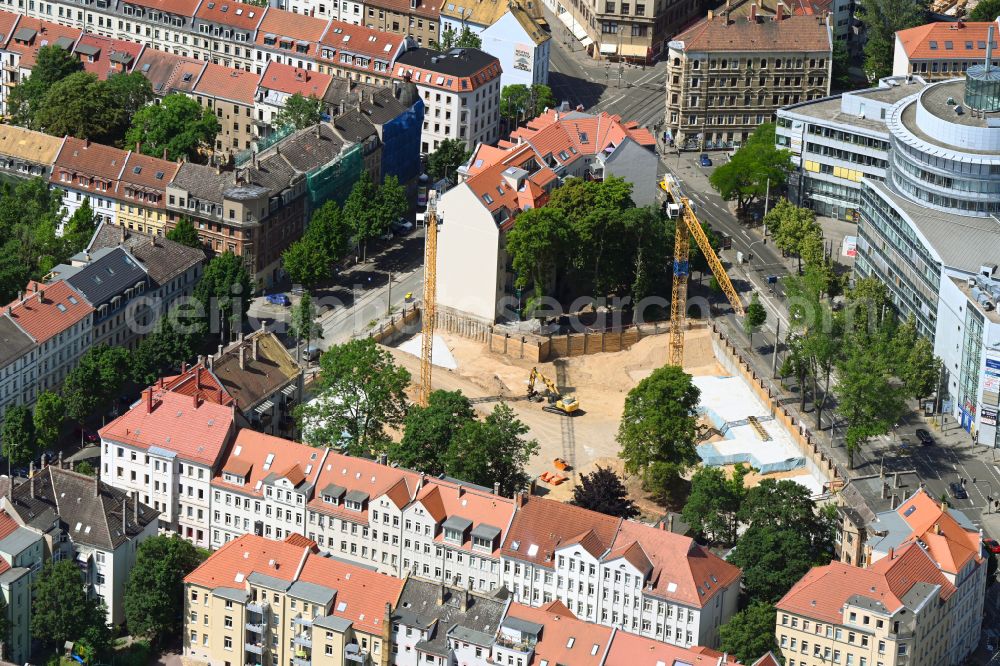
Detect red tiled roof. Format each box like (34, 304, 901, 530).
(117, 152, 181, 209)
(0, 510, 21, 542)
(160, 362, 236, 407)
(297, 550, 403, 634)
(673, 13, 831, 52)
(317, 21, 405, 74)
(604, 631, 740, 666)
(195, 0, 267, 31)
(284, 532, 317, 549)
(510, 109, 655, 160)
(501, 496, 621, 569)
(505, 603, 612, 666)
(896, 20, 999, 60)
(751, 653, 783, 666)
(5, 17, 83, 69)
(99, 390, 235, 466)
(892, 490, 982, 574)
(415, 480, 516, 556)
(259, 61, 332, 97)
(193, 62, 261, 104)
(308, 452, 419, 523)
(74, 34, 144, 80)
(185, 533, 309, 588)
(256, 9, 328, 56)
(119, 0, 201, 17)
(4, 281, 92, 344)
(212, 430, 325, 497)
(50, 137, 129, 193)
(0, 12, 22, 49)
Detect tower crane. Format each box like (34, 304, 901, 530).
(661, 176, 745, 366)
(418, 192, 439, 407)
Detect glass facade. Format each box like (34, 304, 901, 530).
(958, 305, 984, 429)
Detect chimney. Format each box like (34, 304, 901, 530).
(181, 361, 188, 373)
(38, 289, 44, 302)
(133, 492, 139, 522)
(437, 580, 446, 605)
(85, 137, 90, 148)
(58, 450, 64, 470)
(749, 3, 757, 22)
(207, 354, 214, 370)
(881, 483, 888, 500)
(122, 497, 128, 531)
(120, 224, 127, 243)
(145, 388, 153, 413)
(192, 393, 200, 409)
(239, 345, 246, 370)
(493, 481, 500, 495)
(419, 472, 425, 490)
(94, 475, 100, 498)
(935, 522, 942, 534)
(888, 547, 894, 560)
(458, 485, 464, 497)
(775, 1, 784, 20)
(379, 453, 388, 465)
(163, 148, 168, 160)
(460, 577, 471, 612)
(135, 141, 141, 154)
(29, 462, 35, 498)
(516, 491, 527, 507)
(252, 335, 260, 361)
(890, 494, 899, 510)
(217, 344, 224, 358)
(667, 513, 675, 532)
(707, 9, 713, 20)
(893, 472, 899, 488)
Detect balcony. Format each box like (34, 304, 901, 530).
(344, 644, 369, 665)
(293, 634, 312, 649)
(292, 658, 311, 666)
(244, 643, 265, 656)
(495, 635, 535, 654)
(246, 621, 265, 633)
(292, 615, 313, 627)
(247, 601, 267, 613)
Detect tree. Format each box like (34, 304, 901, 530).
(617, 366, 700, 502)
(0, 596, 9, 660)
(1, 405, 36, 469)
(284, 201, 352, 287)
(103, 72, 155, 144)
(76, 461, 96, 477)
(444, 403, 539, 497)
(375, 175, 409, 234)
(831, 39, 853, 92)
(166, 218, 203, 248)
(289, 293, 320, 362)
(274, 92, 323, 131)
(8, 45, 83, 126)
(682, 465, 748, 545)
(427, 138, 471, 181)
(32, 559, 108, 648)
(296, 338, 410, 456)
(500, 84, 558, 125)
(130, 308, 199, 386)
(743, 293, 767, 348)
(62, 199, 97, 257)
(124, 535, 205, 643)
(193, 251, 253, 343)
(307, 201, 352, 260)
(971, 0, 1000, 19)
(506, 207, 569, 306)
(282, 239, 330, 289)
(125, 94, 220, 162)
(709, 124, 792, 213)
(719, 602, 778, 663)
(892, 316, 941, 401)
(33, 391, 64, 452)
(859, 0, 928, 80)
(433, 25, 482, 50)
(570, 466, 639, 518)
(845, 275, 891, 333)
(63, 346, 131, 424)
(33, 72, 114, 140)
(342, 171, 381, 261)
(389, 389, 475, 475)
(766, 199, 821, 274)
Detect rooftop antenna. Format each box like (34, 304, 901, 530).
(986, 24, 994, 72)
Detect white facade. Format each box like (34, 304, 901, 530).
(0, 526, 44, 664)
(76, 518, 158, 626)
(57, 185, 119, 228)
(440, 11, 550, 88)
(416, 76, 501, 154)
(37, 309, 91, 395)
(0, 344, 38, 423)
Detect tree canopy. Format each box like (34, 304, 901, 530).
(9, 45, 84, 126)
(500, 84, 558, 124)
(719, 602, 779, 663)
(283, 200, 353, 287)
(124, 535, 205, 643)
(859, 0, 928, 80)
(32, 560, 110, 649)
(427, 138, 472, 181)
(766, 199, 822, 274)
(274, 93, 324, 131)
(192, 251, 253, 343)
(570, 466, 639, 518)
(63, 345, 131, 424)
(166, 218, 204, 248)
(443, 403, 539, 497)
(33, 391, 64, 452)
(389, 389, 475, 475)
(682, 465, 748, 545)
(29, 71, 153, 145)
(126, 93, 219, 162)
(709, 124, 792, 212)
(433, 26, 482, 50)
(1, 405, 36, 467)
(970, 0, 1000, 19)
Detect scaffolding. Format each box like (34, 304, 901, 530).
(235, 125, 298, 167)
(380, 97, 424, 186)
(305, 143, 363, 207)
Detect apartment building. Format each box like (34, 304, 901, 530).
(133, 48, 207, 98)
(4, 464, 159, 626)
(500, 495, 741, 650)
(256, 61, 335, 134)
(194, 62, 262, 155)
(190, 0, 266, 71)
(72, 32, 144, 77)
(253, 9, 327, 73)
(183, 533, 403, 666)
(315, 21, 409, 86)
(436, 109, 656, 323)
(0, 124, 64, 182)
(393, 47, 501, 153)
(50, 137, 128, 227)
(114, 151, 182, 235)
(494, 601, 613, 666)
(363, 0, 440, 48)
(4, 280, 93, 396)
(893, 18, 1000, 81)
(550, 0, 700, 61)
(0, 317, 37, 423)
(778, 489, 986, 666)
(0, 17, 83, 116)
(0, 510, 44, 665)
(439, 0, 551, 88)
(665, 9, 832, 151)
(99, 388, 237, 548)
(107, 0, 203, 53)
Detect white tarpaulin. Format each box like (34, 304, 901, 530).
(600, 42, 617, 54)
(557, 10, 589, 41)
(397, 334, 458, 370)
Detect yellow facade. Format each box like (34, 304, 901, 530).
(114, 201, 169, 236)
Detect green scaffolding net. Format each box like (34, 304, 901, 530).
(306, 142, 363, 207)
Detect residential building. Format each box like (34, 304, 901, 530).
(436, 109, 656, 323)
(0, 510, 44, 665)
(548, 0, 700, 62)
(315, 21, 410, 86)
(833, 471, 921, 566)
(252, 9, 328, 73)
(665, 9, 832, 151)
(182, 533, 403, 666)
(114, 151, 183, 236)
(50, 137, 129, 228)
(3, 464, 159, 626)
(0, 125, 64, 183)
(602, 629, 741, 665)
(438, 0, 551, 87)
(500, 494, 741, 649)
(776, 491, 986, 666)
(71, 33, 144, 78)
(132, 48, 207, 99)
(99, 388, 237, 548)
(0, 17, 83, 117)
(362, 0, 440, 48)
(106, 0, 203, 55)
(775, 75, 927, 220)
(193, 63, 263, 156)
(256, 61, 335, 135)
(338, 80, 424, 186)
(4, 280, 93, 396)
(393, 47, 502, 153)
(190, 0, 267, 71)
(0, 316, 37, 423)
(391, 576, 508, 666)
(893, 18, 1000, 81)
(494, 601, 614, 666)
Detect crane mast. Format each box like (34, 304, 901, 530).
(418, 194, 439, 407)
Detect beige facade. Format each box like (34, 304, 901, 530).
(555, 0, 699, 61)
(665, 11, 832, 151)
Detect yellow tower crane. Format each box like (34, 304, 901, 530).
(661, 177, 745, 366)
(418, 193, 439, 407)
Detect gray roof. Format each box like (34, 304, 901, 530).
(314, 614, 352, 632)
(501, 616, 543, 637)
(213, 587, 249, 603)
(64, 247, 149, 308)
(87, 221, 205, 289)
(344, 490, 369, 503)
(470, 524, 500, 542)
(0, 315, 36, 368)
(331, 109, 378, 143)
(7, 466, 158, 551)
(54, 36, 76, 50)
(393, 579, 507, 648)
(442, 516, 472, 533)
(247, 571, 292, 591)
(865, 180, 1000, 274)
(321, 484, 346, 498)
(0, 567, 30, 585)
(288, 580, 337, 606)
(75, 43, 101, 56)
(415, 640, 451, 658)
(865, 505, 913, 554)
(12, 27, 36, 42)
(396, 47, 498, 78)
(0, 527, 40, 556)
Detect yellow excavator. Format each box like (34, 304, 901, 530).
(527, 367, 580, 415)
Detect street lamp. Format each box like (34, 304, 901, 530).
(978, 479, 994, 514)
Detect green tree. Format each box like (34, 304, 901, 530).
(33, 72, 113, 140)
(104, 72, 155, 144)
(444, 403, 539, 497)
(282, 239, 329, 289)
(1, 405, 36, 469)
(62, 199, 97, 257)
(289, 293, 321, 362)
(32, 559, 108, 648)
(375, 175, 409, 235)
(124, 535, 205, 643)
(617, 366, 700, 503)
(193, 251, 253, 343)
(296, 338, 410, 456)
(971, 0, 1000, 19)
(766, 198, 821, 274)
(892, 316, 941, 401)
(845, 275, 891, 333)
(130, 308, 198, 386)
(427, 138, 471, 180)
(63, 346, 131, 424)
(343, 171, 381, 261)
(682, 464, 748, 545)
(743, 292, 767, 347)
(33, 391, 64, 452)
(0, 177, 71, 302)
(274, 92, 323, 131)
(506, 207, 568, 306)
(570, 466, 639, 518)
(389, 389, 475, 475)
(831, 39, 853, 92)
(8, 45, 83, 126)
(709, 124, 792, 213)
(499, 84, 558, 124)
(125, 94, 220, 162)
(719, 602, 779, 663)
(859, 0, 928, 80)
(76, 461, 96, 477)
(166, 218, 203, 248)
(432, 25, 482, 50)
(308, 201, 352, 259)
(730, 524, 819, 602)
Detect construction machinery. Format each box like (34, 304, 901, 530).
(527, 367, 580, 415)
(418, 193, 439, 407)
(661, 176, 745, 366)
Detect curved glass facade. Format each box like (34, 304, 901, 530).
(964, 65, 1000, 112)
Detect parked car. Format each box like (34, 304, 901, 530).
(74, 427, 99, 443)
(915, 428, 934, 446)
(266, 293, 291, 306)
(983, 538, 1000, 554)
(392, 219, 414, 235)
(303, 346, 321, 362)
(949, 481, 969, 500)
(699, 153, 713, 167)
